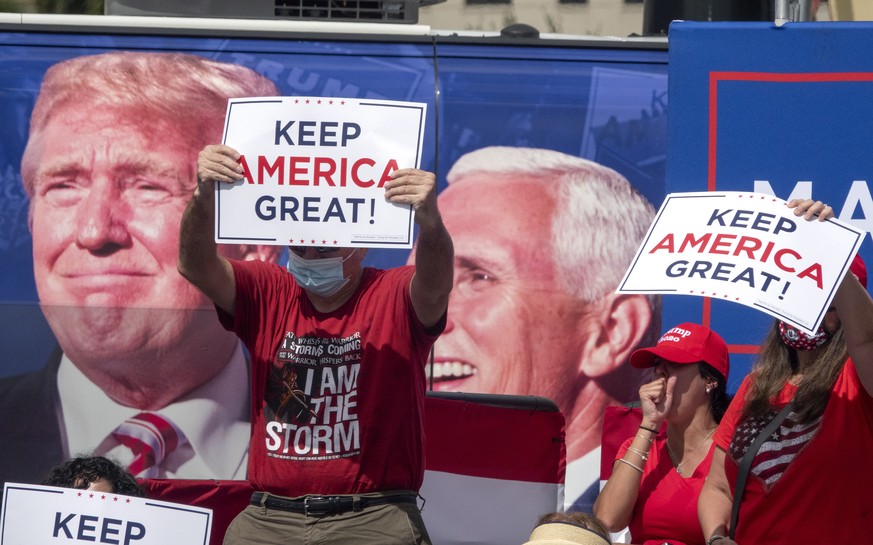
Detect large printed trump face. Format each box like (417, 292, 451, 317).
(24, 103, 222, 365)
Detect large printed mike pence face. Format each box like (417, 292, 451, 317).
(27, 105, 216, 351)
(424, 174, 593, 411)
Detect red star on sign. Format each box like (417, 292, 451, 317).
(311, 239, 316, 244)
(101, 495, 107, 500)
(322, 240, 327, 244)
(300, 239, 305, 243)
(305, 99, 310, 104)
(126, 499, 131, 503)
(317, 99, 322, 104)
(333, 240, 338, 244)
(340, 101, 346, 106)
(329, 100, 334, 105)
(113, 497, 119, 502)
(294, 99, 299, 104)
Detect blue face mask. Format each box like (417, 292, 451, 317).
(286, 249, 356, 298)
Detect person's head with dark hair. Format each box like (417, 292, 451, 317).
(629, 322, 730, 427)
(42, 455, 145, 497)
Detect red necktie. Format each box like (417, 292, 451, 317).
(111, 412, 187, 477)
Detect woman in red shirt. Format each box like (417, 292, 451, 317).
(594, 322, 730, 545)
(698, 200, 873, 545)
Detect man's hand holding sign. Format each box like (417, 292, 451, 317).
(618, 192, 864, 334)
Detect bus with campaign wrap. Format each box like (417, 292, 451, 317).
(0, 14, 668, 543)
(5, 13, 870, 545)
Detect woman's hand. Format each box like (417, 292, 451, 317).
(638, 375, 676, 430)
(787, 198, 833, 221)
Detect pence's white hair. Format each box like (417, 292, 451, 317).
(447, 146, 656, 303)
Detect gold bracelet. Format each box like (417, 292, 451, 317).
(636, 433, 654, 443)
(617, 458, 643, 473)
(626, 446, 649, 461)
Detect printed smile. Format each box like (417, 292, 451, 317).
(60, 272, 150, 291)
(425, 361, 477, 382)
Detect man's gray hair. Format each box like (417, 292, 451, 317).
(21, 51, 279, 195)
(447, 146, 656, 302)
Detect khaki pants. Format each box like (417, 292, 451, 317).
(223, 491, 431, 545)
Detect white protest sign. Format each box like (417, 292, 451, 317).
(617, 192, 864, 334)
(0, 483, 211, 545)
(215, 96, 427, 248)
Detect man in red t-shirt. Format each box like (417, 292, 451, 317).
(178, 144, 453, 545)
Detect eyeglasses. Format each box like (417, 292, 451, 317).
(290, 246, 341, 256)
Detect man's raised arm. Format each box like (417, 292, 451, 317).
(385, 169, 454, 329)
(178, 145, 243, 316)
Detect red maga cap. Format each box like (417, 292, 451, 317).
(630, 322, 729, 380)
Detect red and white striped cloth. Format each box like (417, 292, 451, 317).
(111, 412, 187, 478)
(421, 396, 565, 545)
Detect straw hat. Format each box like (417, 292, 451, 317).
(522, 522, 611, 545)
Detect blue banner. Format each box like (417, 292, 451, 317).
(667, 21, 873, 389)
